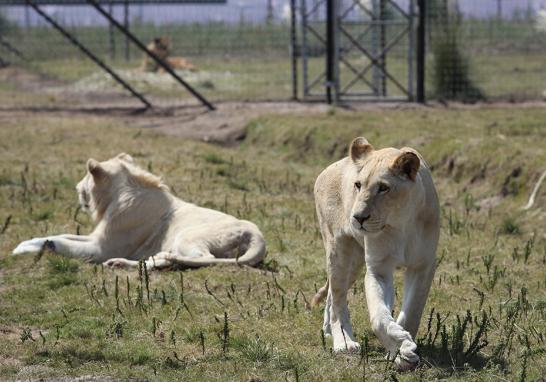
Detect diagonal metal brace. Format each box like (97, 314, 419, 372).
(26, 0, 151, 109)
(0, 36, 26, 60)
(306, 24, 377, 93)
(339, 24, 410, 96)
(88, 0, 215, 111)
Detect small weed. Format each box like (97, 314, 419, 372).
(237, 336, 274, 363)
(20, 328, 35, 343)
(204, 153, 227, 165)
(227, 178, 249, 191)
(47, 256, 79, 274)
(500, 217, 520, 235)
(447, 209, 465, 236)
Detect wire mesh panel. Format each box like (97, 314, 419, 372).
(299, 0, 416, 101)
(337, 0, 415, 100)
(0, 1, 294, 109)
(298, 0, 327, 99)
(426, 0, 546, 102)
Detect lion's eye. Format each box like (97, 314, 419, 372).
(354, 181, 362, 191)
(378, 183, 390, 194)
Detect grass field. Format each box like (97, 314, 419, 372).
(0, 105, 545, 381)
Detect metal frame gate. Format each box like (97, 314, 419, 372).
(299, 0, 416, 102)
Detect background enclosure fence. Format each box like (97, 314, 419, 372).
(0, 0, 545, 109)
(425, 0, 546, 102)
(0, 0, 294, 109)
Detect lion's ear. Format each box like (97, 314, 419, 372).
(391, 151, 420, 181)
(349, 137, 374, 164)
(87, 158, 106, 179)
(117, 153, 134, 163)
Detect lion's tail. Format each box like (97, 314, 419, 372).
(311, 280, 329, 308)
(168, 223, 266, 268)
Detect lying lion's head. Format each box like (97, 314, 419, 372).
(149, 36, 171, 59)
(347, 137, 421, 235)
(76, 153, 164, 222)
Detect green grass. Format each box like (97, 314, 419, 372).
(0, 106, 545, 381)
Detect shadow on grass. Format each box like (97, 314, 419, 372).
(418, 342, 506, 376)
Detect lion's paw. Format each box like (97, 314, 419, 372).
(103, 258, 133, 269)
(12, 238, 48, 255)
(395, 340, 420, 371)
(333, 339, 361, 354)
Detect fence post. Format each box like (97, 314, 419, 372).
(416, 0, 425, 103)
(289, 0, 298, 100)
(325, 0, 336, 104)
(300, 0, 309, 98)
(124, 0, 129, 61)
(379, 0, 386, 97)
(108, 1, 115, 59)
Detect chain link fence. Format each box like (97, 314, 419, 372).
(0, 1, 292, 109)
(426, 0, 546, 102)
(0, 0, 545, 109)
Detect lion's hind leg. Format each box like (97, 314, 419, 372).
(163, 222, 265, 268)
(311, 280, 332, 336)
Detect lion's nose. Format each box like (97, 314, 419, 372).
(353, 213, 371, 226)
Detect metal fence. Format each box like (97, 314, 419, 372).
(426, 0, 546, 102)
(297, 0, 418, 102)
(0, 0, 545, 110)
(0, 0, 293, 109)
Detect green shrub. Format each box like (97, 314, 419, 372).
(430, 1, 484, 102)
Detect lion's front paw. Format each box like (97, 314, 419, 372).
(333, 338, 361, 354)
(12, 238, 49, 255)
(395, 340, 420, 371)
(103, 258, 133, 269)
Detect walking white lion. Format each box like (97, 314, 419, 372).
(312, 137, 440, 371)
(13, 153, 266, 270)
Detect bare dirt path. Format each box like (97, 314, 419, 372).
(2, 66, 546, 146)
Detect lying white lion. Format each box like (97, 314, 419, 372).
(13, 153, 266, 270)
(312, 137, 440, 371)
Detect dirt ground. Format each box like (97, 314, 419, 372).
(3, 65, 546, 146)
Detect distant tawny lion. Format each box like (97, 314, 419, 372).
(141, 36, 197, 72)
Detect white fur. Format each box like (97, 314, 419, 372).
(13, 153, 266, 270)
(312, 138, 440, 371)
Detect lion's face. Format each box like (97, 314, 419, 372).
(348, 138, 420, 235)
(148, 36, 170, 60)
(75, 153, 135, 221)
